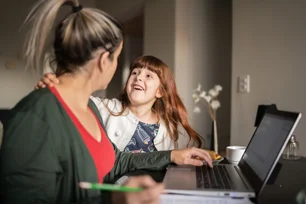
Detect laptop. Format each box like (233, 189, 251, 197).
(164, 109, 302, 199)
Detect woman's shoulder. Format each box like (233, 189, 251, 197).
(6, 88, 60, 129)
(12, 88, 56, 113)
(90, 97, 124, 113)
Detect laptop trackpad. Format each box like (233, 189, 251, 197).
(164, 165, 196, 190)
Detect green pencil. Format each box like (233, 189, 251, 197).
(79, 182, 143, 192)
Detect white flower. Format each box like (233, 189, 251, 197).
(194, 97, 200, 104)
(211, 100, 221, 110)
(192, 83, 222, 120)
(214, 85, 223, 92)
(192, 93, 198, 99)
(199, 91, 206, 98)
(195, 83, 201, 92)
(192, 93, 200, 103)
(208, 89, 218, 97)
(193, 106, 201, 113)
(192, 83, 222, 153)
(203, 95, 212, 103)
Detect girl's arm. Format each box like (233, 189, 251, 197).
(104, 144, 171, 183)
(104, 142, 213, 184)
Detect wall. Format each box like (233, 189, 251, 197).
(94, 2, 145, 99)
(0, 0, 38, 108)
(232, 0, 306, 156)
(97, 0, 145, 22)
(106, 35, 143, 98)
(175, 0, 232, 150)
(144, 0, 232, 150)
(0, 0, 96, 108)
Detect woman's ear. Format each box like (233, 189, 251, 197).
(98, 51, 110, 72)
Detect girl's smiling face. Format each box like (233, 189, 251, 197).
(126, 67, 162, 106)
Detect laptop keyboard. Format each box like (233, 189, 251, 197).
(196, 165, 233, 189)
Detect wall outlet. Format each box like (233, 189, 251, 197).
(238, 75, 250, 93)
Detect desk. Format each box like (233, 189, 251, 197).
(258, 157, 306, 204)
(125, 157, 306, 204)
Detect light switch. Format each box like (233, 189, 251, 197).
(238, 75, 250, 93)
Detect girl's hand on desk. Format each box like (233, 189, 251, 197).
(171, 147, 213, 168)
(112, 175, 164, 204)
(34, 73, 58, 89)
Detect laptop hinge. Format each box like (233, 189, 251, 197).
(234, 166, 254, 191)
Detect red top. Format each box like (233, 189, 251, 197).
(50, 87, 115, 183)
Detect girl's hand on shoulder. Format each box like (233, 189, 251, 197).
(34, 73, 59, 89)
(112, 175, 164, 204)
(171, 147, 213, 168)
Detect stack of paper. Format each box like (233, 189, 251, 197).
(160, 194, 255, 204)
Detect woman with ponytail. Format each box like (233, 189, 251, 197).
(0, 1, 212, 203)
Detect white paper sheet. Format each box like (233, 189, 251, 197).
(160, 194, 255, 204)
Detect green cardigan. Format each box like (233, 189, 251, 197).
(0, 88, 171, 203)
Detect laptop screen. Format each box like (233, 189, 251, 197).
(238, 110, 301, 195)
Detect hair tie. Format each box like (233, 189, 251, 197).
(72, 4, 83, 13)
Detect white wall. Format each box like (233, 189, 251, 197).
(232, 0, 306, 156)
(144, 0, 232, 150)
(0, 0, 96, 108)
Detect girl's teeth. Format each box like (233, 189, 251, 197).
(134, 86, 143, 90)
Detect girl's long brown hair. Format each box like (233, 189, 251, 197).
(112, 56, 203, 148)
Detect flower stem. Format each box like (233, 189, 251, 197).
(208, 106, 215, 121)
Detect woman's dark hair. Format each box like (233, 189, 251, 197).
(23, 0, 123, 75)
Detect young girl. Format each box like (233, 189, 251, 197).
(37, 55, 203, 153)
